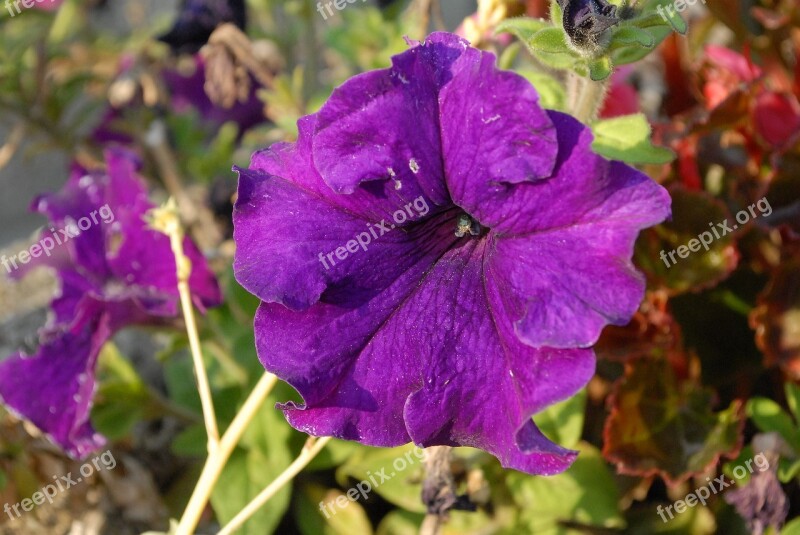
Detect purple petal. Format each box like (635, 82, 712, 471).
(394, 240, 593, 474)
(257, 236, 593, 474)
(235, 117, 449, 309)
(438, 36, 558, 206)
(482, 111, 671, 348)
(467, 111, 670, 236)
(0, 314, 110, 459)
(29, 149, 220, 319)
(312, 32, 557, 207)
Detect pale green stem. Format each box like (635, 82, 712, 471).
(175, 372, 279, 535)
(216, 436, 332, 535)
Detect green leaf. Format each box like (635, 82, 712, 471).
(611, 26, 655, 49)
(296, 484, 374, 535)
(507, 443, 624, 534)
(305, 439, 362, 472)
(336, 444, 426, 513)
(592, 113, 675, 164)
(376, 511, 421, 535)
(633, 9, 685, 34)
(210, 448, 291, 535)
(747, 398, 800, 446)
(778, 458, 800, 483)
(783, 517, 800, 535)
(604, 358, 744, 485)
(495, 17, 552, 43)
(376, 509, 499, 535)
(549, 0, 563, 27)
(533, 388, 586, 449)
(91, 343, 148, 440)
(659, 9, 687, 34)
(526, 28, 582, 71)
(634, 188, 740, 295)
(529, 27, 573, 54)
(517, 69, 567, 111)
(786, 383, 800, 424)
(612, 24, 672, 65)
(589, 55, 613, 81)
(497, 41, 521, 71)
(171, 425, 208, 458)
(210, 382, 295, 534)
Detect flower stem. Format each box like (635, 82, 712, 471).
(569, 73, 609, 124)
(175, 372, 279, 535)
(152, 199, 221, 452)
(420, 446, 456, 535)
(216, 436, 332, 535)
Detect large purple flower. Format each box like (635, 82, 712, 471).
(0, 149, 221, 458)
(233, 33, 671, 474)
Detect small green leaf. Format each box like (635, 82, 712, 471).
(589, 55, 613, 81)
(171, 425, 208, 458)
(529, 27, 573, 54)
(507, 443, 624, 533)
(497, 41, 521, 71)
(296, 484, 374, 535)
(785, 382, 800, 424)
(591, 113, 675, 164)
(635, 6, 687, 34)
(211, 448, 292, 535)
(778, 458, 800, 483)
(783, 517, 800, 535)
(336, 444, 426, 513)
(550, 0, 563, 27)
(611, 26, 655, 49)
(747, 397, 800, 446)
(495, 17, 552, 43)
(603, 358, 744, 485)
(533, 388, 587, 449)
(91, 343, 148, 440)
(518, 69, 567, 111)
(526, 28, 582, 72)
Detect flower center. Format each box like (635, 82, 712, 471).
(455, 214, 483, 238)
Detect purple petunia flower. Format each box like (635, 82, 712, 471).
(159, 0, 246, 54)
(233, 32, 670, 474)
(162, 56, 267, 133)
(0, 148, 221, 458)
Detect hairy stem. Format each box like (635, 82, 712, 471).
(569, 73, 609, 123)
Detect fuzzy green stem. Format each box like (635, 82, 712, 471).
(569, 73, 609, 124)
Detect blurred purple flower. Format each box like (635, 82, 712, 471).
(159, 0, 246, 54)
(0, 149, 221, 458)
(233, 32, 670, 474)
(725, 458, 789, 535)
(163, 56, 266, 133)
